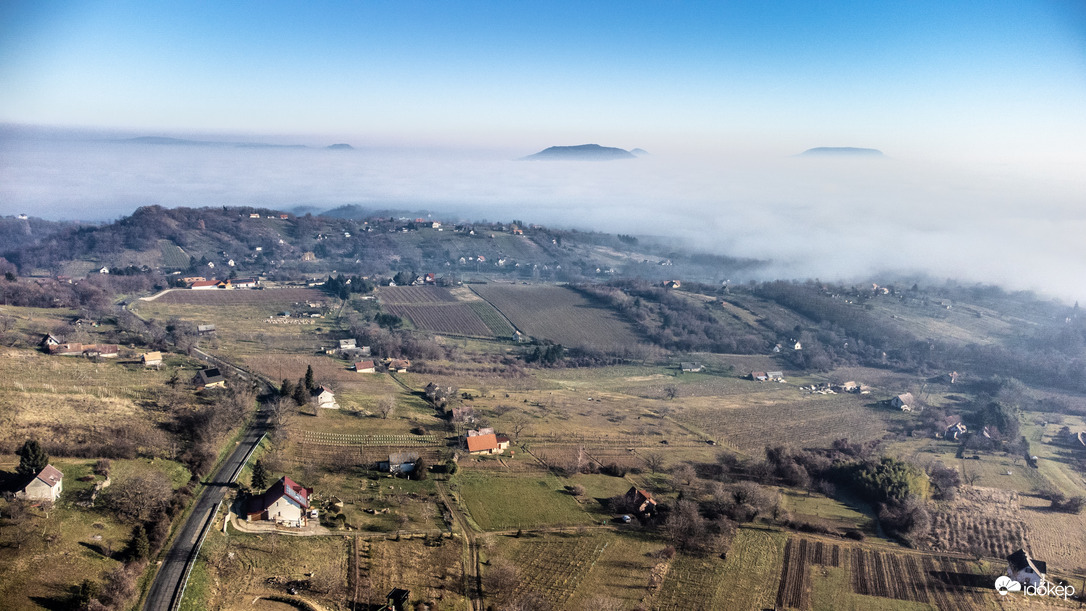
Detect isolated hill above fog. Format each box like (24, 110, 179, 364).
(799, 147, 884, 157)
(521, 144, 637, 161)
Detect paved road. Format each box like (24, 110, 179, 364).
(144, 417, 267, 611)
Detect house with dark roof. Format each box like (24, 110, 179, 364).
(680, 362, 703, 372)
(196, 367, 226, 389)
(1006, 549, 1047, 588)
(312, 386, 339, 409)
(40, 334, 61, 349)
(379, 588, 410, 611)
(623, 486, 657, 517)
(18, 464, 64, 502)
(246, 476, 313, 527)
(943, 415, 967, 440)
(379, 452, 420, 475)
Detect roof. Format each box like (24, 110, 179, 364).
(198, 368, 225, 385)
(894, 392, 915, 404)
(191, 279, 219, 288)
(766, 371, 784, 377)
(467, 433, 499, 453)
(35, 464, 63, 488)
(355, 360, 375, 370)
(142, 351, 162, 362)
(752, 371, 768, 378)
(389, 451, 420, 465)
(1006, 549, 1046, 575)
(312, 385, 334, 397)
(256, 476, 311, 511)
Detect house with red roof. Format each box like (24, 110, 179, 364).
(465, 429, 510, 455)
(246, 476, 314, 527)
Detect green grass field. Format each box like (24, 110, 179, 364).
(456, 471, 597, 531)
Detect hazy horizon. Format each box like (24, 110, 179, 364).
(2, 2, 1085, 300)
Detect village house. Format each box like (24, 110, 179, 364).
(49, 342, 85, 356)
(197, 324, 216, 335)
(379, 451, 420, 475)
(338, 338, 357, 351)
(891, 392, 916, 411)
(766, 371, 784, 381)
(85, 344, 119, 359)
(836, 381, 860, 393)
(354, 360, 376, 373)
(386, 358, 411, 373)
(313, 386, 340, 409)
(233, 277, 258, 288)
(196, 367, 226, 389)
(40, 334, 61, 349)
(191, 279, 219, 290)
(680, 362, 703, 373)
(141, 351, 163, 368)
(1006, 549, 1047, 589)
(943, 415, 967, 440)
(249, 213, 261, 218)
(465, 429, 510, 455)
(18, 464, 64, 502)
(623, 486, 658, 517)
(246, 476, 313, 527)
(750, 371, 769, 381)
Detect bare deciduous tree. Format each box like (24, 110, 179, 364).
(378, 395, 396, 419)
(508, 413, 530, 441)
(643, 452, 665, 474)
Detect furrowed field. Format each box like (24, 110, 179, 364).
(378, 285, 514, 337)
(470, 284, 645, 350)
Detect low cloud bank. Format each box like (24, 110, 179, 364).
(1, 136, 1083, 301)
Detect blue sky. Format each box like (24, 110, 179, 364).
(2, 1, 1085, 162)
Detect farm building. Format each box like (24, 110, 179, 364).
(191, 279, 219, 290)
(943, 416, 967, 440)
(354, 360, 376, 373)
(233, 277, 258, 288)
(680, 362, 703, 373)
(766, 371, 784, 381)
(386, 358, 411, 373)
(197, 324, 216, 334)
(18, 464, 64, 502)
(466, 430, 509, 455)
(623, 487, 657, 517)
(890, 393, 915, 411)
(836, 381, 860, 393)
(379, 452, 420, 475)
(40, 334, 61, 349)
(750, 371, 769, 381)
(246, 476, 313, 528)
(338, 338, 357, 351)
(141, 351, 163, 368)
(196, 367, 226, 389)
(312, 386, 340, 409)
(380, 588, 410, 611)
(182, 276, 206, 284)
(1006, 549, 1047, 588)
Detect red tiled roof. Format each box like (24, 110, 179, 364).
(467, 433, 499, 453)
(36, 464, 63, 488)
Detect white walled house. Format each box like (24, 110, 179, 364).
(246, 476, 313, 527)
(19, 464, 64, 502)
(1006, 549, 1046, 588)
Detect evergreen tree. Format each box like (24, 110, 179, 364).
(280, 378, 294, 398)
(16, 439, 48, 477)
(75, 579, 100, 607)
(304, 365, 316, 392)
(413, 458, 428, 480)
(251, 459, 269, 490)
(293, 379, 309, 406)
(126, 524, 149, 561)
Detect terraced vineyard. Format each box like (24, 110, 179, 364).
(378, 285, 511, 337)
(506, 538, 611, 605)
(471, 284, 645, 350)
(299, 430, 444, 447)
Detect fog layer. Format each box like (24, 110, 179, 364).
(1, 136, 1083, 300)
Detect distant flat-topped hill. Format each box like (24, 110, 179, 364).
(326, 143, 354, 150)
(799, 147, 884, 157)
(521, 144, 637, 161)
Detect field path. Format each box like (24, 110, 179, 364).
(436, 481, 483, 611)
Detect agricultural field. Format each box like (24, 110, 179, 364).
(358, 536, 468, 610)
(653, 527, 788, 610)
(0, 346, 203, 456)
(471, 283, 645, 350)
(158, 240, 191, 269)
(378, 286, 513, 337)
(780, 490, 881, 538)
(150, 287, 327, 306)
(184, 524, 351, 611)
(454, 471, 598, 531)
(677, 392, 894, 455)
